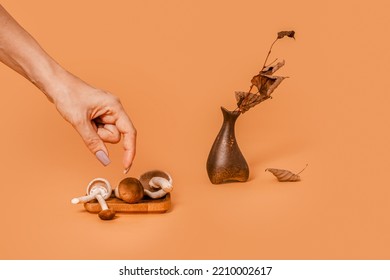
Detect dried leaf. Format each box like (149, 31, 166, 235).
(265, 168, 301, 182)
(251, 74, 287, 97)
(261, 75, 287, 96)
(262, 60, 285, 75)
(235, 91, 248, 103)
(265, 164, 308, 182)
(243, 95, 262, 107)
(277, 30, 295, 39)
(235, 91, 265, 113)
(250, 75, 262, 91)
(251, 60, 286, 96)
(245, 92, 258, 104)
(235, 91, 249, 108)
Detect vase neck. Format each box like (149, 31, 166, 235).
(221, 107, 240, 124)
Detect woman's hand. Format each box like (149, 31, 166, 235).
(0, 4, 136, 173)
(50, 72, 136, 173)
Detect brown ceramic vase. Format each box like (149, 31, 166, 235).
(206, 107, 249, 184)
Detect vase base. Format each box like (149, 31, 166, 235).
(208, 168, 249, 185)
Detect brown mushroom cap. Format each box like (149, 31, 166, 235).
(98, 209, 116, 220)
(117, 177, 144, 203)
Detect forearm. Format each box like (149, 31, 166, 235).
(0, 5, 136, 170)
(0, 4, 65, 102)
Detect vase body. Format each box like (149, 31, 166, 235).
(206, 107, 249, 184)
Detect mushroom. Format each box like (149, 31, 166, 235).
(71, 178, 116, 220)
(114, 177, 144, 203)
(139, 170, 173, 199)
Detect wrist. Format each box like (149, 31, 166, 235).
(29, 59, 70, 103)
(40, 65, 98, 113)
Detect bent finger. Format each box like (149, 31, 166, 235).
(74, 120, 111, 166)
(97, 124, 121, 144)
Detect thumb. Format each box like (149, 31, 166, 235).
(74, 120, 111, 166)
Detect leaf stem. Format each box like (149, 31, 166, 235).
(297, 164, 309, 175)
(262, 38, 279, 70)
(265, 58, 278, 68)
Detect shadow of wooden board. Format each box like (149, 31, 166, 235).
(84, 194, 171, 213)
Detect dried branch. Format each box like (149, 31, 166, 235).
(234, 30, 295, 113)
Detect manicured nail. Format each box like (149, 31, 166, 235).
(123, 164, 131, 174)
(95, 150, 111, 166)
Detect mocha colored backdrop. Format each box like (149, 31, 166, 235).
(1, 0, 389, 259)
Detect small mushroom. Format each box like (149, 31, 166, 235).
(139, 170, 173, 199)
(98, 209, 116, 220)
(114, 177, 144, 203)
(71, 178, 116, 220)
(97, 193, 116, 220)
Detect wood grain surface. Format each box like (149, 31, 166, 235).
(84, 194, 171, 213)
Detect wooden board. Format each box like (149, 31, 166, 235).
(84, 193, 171, 213)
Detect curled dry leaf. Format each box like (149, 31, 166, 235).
(235, 91, 247, 107)
(277, 30, 295, 39)
(261, 75, 288, 96)
(251, 73, 287, 98)
(266, 168, 301, 182)
(265, 164, 308, 182)
(235, 91, 265, 113)
(262, 60, 285, 75)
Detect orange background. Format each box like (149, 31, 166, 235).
(1, 0, 389, 259)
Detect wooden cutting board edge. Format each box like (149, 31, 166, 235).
(83, 193, 171, 214)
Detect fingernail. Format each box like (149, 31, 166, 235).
(95, 150, 111, 166)
(123, 165, 131, 174)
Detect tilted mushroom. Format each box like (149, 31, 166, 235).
(139, 170, 173, 199)
(71, 178, 116, 220)
(114, 177, 144, 204)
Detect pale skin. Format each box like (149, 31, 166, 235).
(0, 5, 136, 173)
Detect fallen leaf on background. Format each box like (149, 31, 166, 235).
(265, 164, 308, 182)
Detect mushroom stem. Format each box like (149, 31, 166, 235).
(144, 189, 168, 199)
(150, 177, 173, 192)
(71, 192, 98, 204)
(143, 177, 173, 199)
(95, 193, 108, 211)
(139, 170, 173, 199)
